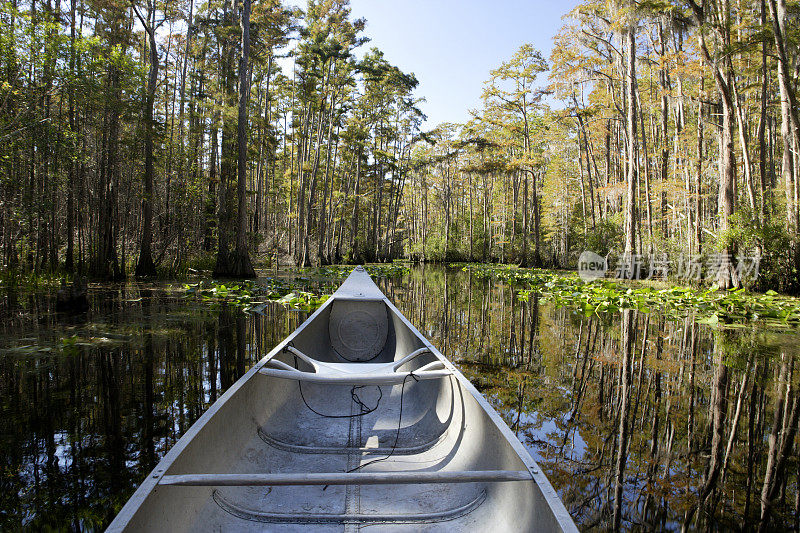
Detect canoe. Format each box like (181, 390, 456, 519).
(108, 267, 577, 532)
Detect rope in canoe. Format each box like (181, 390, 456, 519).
(320, 371, 419, 491)
(345, 370, 419, 473)
(284, 344, 422, 488)
(291, 349, 383, 419)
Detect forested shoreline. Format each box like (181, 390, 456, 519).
(1, 0, 800, 292)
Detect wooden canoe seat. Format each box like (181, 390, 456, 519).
(258, 346, 451, 385)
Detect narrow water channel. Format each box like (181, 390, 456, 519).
(1, 266, 798, 530)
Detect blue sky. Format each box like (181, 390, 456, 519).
(348, 0, 581, 128)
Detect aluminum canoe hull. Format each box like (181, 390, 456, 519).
(107, 267, 577, 532)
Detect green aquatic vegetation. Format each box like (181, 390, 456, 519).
(0, 334, 125, 358)
(300, 263, 411, 279)
(0, 344, 56, 356)
(0, 269, 70, 292)
(455, 264, 560, 285)
(274, 291, 330, 310)
(183, 265, 407, 312)
(183, 279, 330, 312)
(457, 263, 800, 329)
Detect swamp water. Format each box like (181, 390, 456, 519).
(0, 266, 798, 531)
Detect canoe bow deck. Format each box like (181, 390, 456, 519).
(108, 267, 577, 532)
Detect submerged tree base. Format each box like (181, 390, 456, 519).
(135, 254, 157, 278)
(213, 251, 256, 279)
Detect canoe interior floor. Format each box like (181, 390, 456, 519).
(189, 383, 486, 532)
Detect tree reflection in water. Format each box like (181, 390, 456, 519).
(0, 267, 798, 531)
(392, 268, 800, 532)
(0, 284, 305, 530)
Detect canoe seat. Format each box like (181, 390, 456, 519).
(209, 487, 489, 526)
(258, 345, 452, 385)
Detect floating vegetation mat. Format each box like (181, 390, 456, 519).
(183, 278, 330, 313)
(456, 263, 800, 329)
(183, 265, 409, 312)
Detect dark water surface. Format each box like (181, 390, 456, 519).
(1, 266, 799, 531)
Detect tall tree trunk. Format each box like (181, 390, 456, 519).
(229, 0, 255, 277)
(204, 109, 219, 252)
(213, 0, 239, 277)
(717, 87, 740, 288)
(696, 78, 704, 255)
(532, 172, 541, 266)
(135, 8, 158, 277)
(174, 0, 195, 267)
(691, 0, 740, 288)
(93, 61, 122, 280)
(769, 0, 800, 275)
(639, 92, 653, 253)
(757, 0, 769, 221)
(659, 20, 670, 242)
(623, 16, 638, 264)
(317, 106, 336, 264)
(350, 152, 361, 261)
(65, 0, 77, 271)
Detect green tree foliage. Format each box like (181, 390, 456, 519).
(1, 0, 800, 294)
(0, 0, 423, 277)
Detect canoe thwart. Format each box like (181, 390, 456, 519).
(390, 347, 434, 370)
(258, 367, 451, 384)
(158, 470, 535, 487)
(260, 345, 448, 384)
